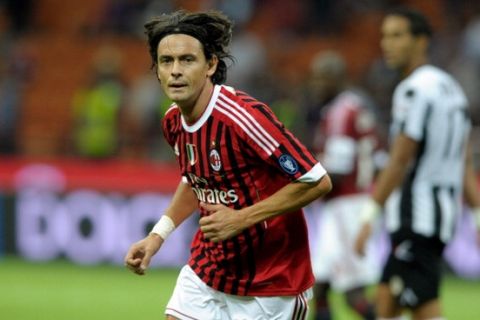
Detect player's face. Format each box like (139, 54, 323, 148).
(381, 15, 419, 70)
(156, 34, 217, 107)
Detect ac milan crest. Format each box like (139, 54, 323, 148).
(209, 149, 222, 171)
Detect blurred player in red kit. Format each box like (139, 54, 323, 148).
(307, 51, 385, 320)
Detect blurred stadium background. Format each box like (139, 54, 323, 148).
(0, 0, 479, 319)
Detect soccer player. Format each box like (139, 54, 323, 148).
(355, 8, 480, 320)
(307, 51, 383, 320)
(124, 10, 332, 320)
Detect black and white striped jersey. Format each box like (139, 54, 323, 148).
(385, 65, 471, 243)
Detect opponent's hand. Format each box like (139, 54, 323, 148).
(199, 202, 247, 242)
(354, 223, 372, 256)
(124, 233, 163, 275)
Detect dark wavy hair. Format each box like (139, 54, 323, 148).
(145, 10, 234, 85)
(388, 7, 433, 38)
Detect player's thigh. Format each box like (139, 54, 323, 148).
(411, 299, 442, 320)
(165, 265, 226, 320)
(225, 289, 311, 320)
(376, 283, 402, 318)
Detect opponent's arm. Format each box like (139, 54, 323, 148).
(200, 173, 332, 242)
(370, 133, 418, 206)
(125, 181, 198, 274)
(355, 133, 418, 255)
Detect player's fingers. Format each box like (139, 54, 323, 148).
(125, 255, 141, 265)
(199, 201, 212, 211)
(198, 216, 211, 226)
(124, 249, 135, 262)
(125, 258, 145, 275)
(200, 201, 224, 212)
(139, 252, 154, 274)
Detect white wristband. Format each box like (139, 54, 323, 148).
(473, 207, 480, 229)
(360, 198, 382, 223)
(151, 215, 176, 241)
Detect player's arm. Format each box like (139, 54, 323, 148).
(370, 133, 418, 205)
(463, 141, 480, 234)
(200, 172, 332, 243)
(355, 133, 418, 255)
(241, 173, 332, 223)
(125, 180, 198, 275)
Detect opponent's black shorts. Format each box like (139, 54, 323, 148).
(380, 231, 446, 308)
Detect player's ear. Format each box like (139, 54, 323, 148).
(155, 67, 161, 83)
(207, 55, 218, 77)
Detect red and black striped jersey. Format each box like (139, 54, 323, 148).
(312, 90, 382, 198)
(162, 85, 327, 296)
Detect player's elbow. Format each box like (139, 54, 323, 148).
(316, 174, 333, 197)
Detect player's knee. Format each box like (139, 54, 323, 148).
(345, 287, 375, 319)
(314, 282, 330, 300)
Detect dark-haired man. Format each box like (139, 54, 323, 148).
(124, 10, 332, 320)
(355, 8, 480, 320)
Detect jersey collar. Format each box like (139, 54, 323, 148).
(181, 85, 221, 133)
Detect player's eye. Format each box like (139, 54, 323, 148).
(159, 57, 172, 64)
(182, 56, 195, 63)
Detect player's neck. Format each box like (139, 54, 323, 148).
(179, 81, 215, 124)
(402, 56, 428, 78)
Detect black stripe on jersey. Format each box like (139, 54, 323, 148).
(179, 131, 188, 175)
(206, 121, 235, 289)
(235, 90, 252, 99)
(195, 124, 205, 177)
(200, 117, 225, 287)
(399, 104, 431, 231)
(242, 228, 256, 295)
(453, 109, 471, 159)
(443, 114, 454, 158)
(217, 243, 228, 292)
(225, 126, 255, 206)
(448, 187, 457, 237)
(210, 120, 229, 292)
(252, 104, 317, 168)
(222, 127, 243, 294)
(399, 172, 414, 230)
(225, 127, 257, 295)
(236, 91, 256, 103)
(432, 186, 442, 239)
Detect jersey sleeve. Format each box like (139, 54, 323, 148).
(393, 85, 431, 142)
(234, 103, 326, 182)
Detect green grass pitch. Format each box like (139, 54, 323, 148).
(0, 256, 479, 319)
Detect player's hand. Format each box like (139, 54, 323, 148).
(124, 233, 163, 275)
(199, 202, 247, 242)
(354, 223, 372, 256)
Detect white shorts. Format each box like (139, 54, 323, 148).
(165, 265, 312, 320)
(311, 194, 385, 292)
